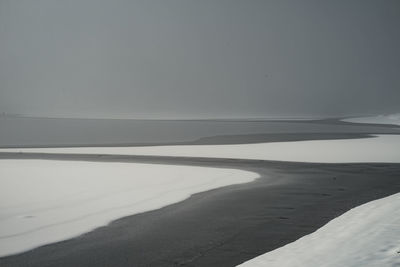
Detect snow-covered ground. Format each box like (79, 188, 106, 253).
(1, 134, 400, 163)
(343, 114, 400, 126)
(238, 192, 400, 267)
(1, 134, 400, 264)
(0, 160, 258, 257)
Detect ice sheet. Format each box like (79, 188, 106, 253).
(1, 134, 400, 163)
(0, 160, 257, 257)
(238, 192, 400, 267)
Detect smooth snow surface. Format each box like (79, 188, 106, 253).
(343, 114, 400, 126)
(0, 160, 257, 257)
(2, 134, 400, 163)
(238, 192, 400, 267)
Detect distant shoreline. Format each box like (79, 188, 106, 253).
(0, 132, 377, 148)
(0, 114, 335, 121)
(1, 117, 398, 149)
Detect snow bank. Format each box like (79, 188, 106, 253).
(1, 135, 399, 262)
(0, 160, 258, 257)
(237, 192, 400, 267)
(343, 114, 400, 126)
(1, 134, 400, 163)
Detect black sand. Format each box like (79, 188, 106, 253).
(0, 152, 399, 267)
(1, 121, 399, 267)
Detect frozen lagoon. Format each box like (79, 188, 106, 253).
(0, 160, 257, 256)
(1, 132, 400, 266)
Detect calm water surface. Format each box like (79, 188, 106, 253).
(0, 117, 398, 147)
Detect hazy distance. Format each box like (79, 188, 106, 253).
(0, 0, 399, 119)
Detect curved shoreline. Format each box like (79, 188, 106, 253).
(2, 134, 400, 164)
(1, 153, 400, 266)
(238, 192, 400, 266)
(0, 160, 259, 258)
(1, 125, 400, 267)
(1, 118, 399, 149)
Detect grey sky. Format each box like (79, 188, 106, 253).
(0, 0, 399, 118)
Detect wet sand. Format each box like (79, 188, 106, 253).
(1, 123, 400, 267)
(1, 152, 400, 267)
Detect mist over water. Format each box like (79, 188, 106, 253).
(0, 0, 399, 119)
(0, 117, 398, 147)
(1, 3, 400, 266)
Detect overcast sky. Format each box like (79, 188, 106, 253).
(0, 0, 399, 118)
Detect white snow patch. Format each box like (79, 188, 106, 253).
(343, 114, 400, 126)
(1, 134, 400, 163)
(237, 192, 400, 267)
(0, 160, 258, 257)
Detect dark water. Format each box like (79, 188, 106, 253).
(0, 117, 398, 147)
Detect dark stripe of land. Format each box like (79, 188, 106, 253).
(1, 149, 400, 267)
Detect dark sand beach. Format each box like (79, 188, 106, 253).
(0, 152, 399, 267)
(1, 1, 400, 265)
(0, 121, 399, 267)
(1, 0, 400, 264)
